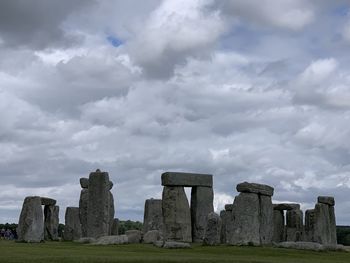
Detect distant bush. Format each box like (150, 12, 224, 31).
(118, 220, 143, 235)
(337, 226, 350, 245)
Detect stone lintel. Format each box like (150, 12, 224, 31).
(161, 172, 213, 187)
(236, 182, 274, 196)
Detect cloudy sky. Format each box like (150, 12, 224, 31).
(1, 0, 350, 225)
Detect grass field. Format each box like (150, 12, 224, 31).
(0, 241, 349, 263)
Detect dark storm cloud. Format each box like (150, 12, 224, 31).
(0, 0, 95, 49)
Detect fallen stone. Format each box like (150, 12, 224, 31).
(203, 212, 221, 246)
(318, 196, 335, 206)
(63, 207, 82, 241)
(161, 172, 213, 187)
(154, 240, 165, 248)
(162, 186, 192, 242)
(143, 199, 163, 233)
(125, 230, 142, 243)
(273, 203, 300, 211)
(80, 178, 89, 188)
(44, 205, 59, 241)
(17, 196, 44, 243)
(40, 197, 56, 206)
(163, 241, 191, 249)
(94, 235, 128, 245)
(225, 204, 234, 211)
(229, 192, 260, 246)
(236, 182, 274, 196)
(143, 230, 161, 244)
(191, 186, 214, 242)
(274, 241, 324, 251)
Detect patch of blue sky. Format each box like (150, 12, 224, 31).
(107, 35, 124, 47)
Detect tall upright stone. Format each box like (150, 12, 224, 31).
(272, 209, 284, 243)
(17, 196, 44, 242)
(285, 209, 303, 242)
(44, 205, 59, 241)
(63, 207, 82, 241)
(203, 212, 221, 246)
(87, 169, 114, 238)
(230, 192, 260, 245)
(259, 195, 273, 245)
(220, 210, 229, 244)
(111, 218, 119, 235)
(79, 188, 89, 237)
(304, 209, 315, 242)
(314, 198, 337, 245)
(143, 199, 163, 233)
(191, 186, 214, 242)
(162, 186, 192, 242)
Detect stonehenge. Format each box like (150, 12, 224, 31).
(17, 196, 59, 242)
(15, 169, 339, 249)
(160, 172, 214, 243)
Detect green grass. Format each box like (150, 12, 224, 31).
(0, 241, 349, 263)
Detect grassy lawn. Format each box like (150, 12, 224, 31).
(0, 241, 349, 263)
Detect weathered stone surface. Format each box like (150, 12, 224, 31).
(163, 241, 191, 249)
(143, 199, 163, 233)
(108, 181, 113, 190)
(273, 203, 300, 211)
(79, 188, 89, 237)
(236, 182, 274, 196)
(191, 186, 214, 242)
(44, 205, 59, 241)
(75, 237, 97, 244)
(286, 209, 303, 242)
(203, 212, 221, 246)
(80, 177, 89, 188)
(318, 196, 335, 206)
(304, 209, 315, 242)
(220, 210, 229, 244)
(108, 191, 115, 234)
(314, 203, 337, 245)
(63, 207, 82, 241)
(17, 196, 44, 243)
(125, 230, 142, 243)
(111, 218, 119, 235)
(161, 172, 213, 187)
(40, 197, 56, 206)
(229, 192, 260, 246)
(143, 230, 161, 244)
(225, 204, 234, 211)
(87, 170, 114, 238)
(162, 186, 192, 242)
(272, 210, 284, 243)
(94, 235, 128, 245)
(275, 242, 347, 252)
(259, 195, 274, 245)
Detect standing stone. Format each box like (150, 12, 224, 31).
(317, 196, 335, 206)
(87, 170, 113, 238)
(286, 209, 303, 242)
(203, 212, 221, 246)
(79, 188, 89, 237)
(191, 186, 214, 242)
(111, 218, 119, 235)
(63, 207, 82, 241)
(314, 203, 337, 245)
(220, 210, 230, 244)
(44, 205, 59, 241)
(272, 209, 284, 243)
(143, 199, 163, 233)
(17, 196, 44, 242)
(109, 191, 115, 234)
(304, 209, 315, 242)
(162, 186, 192, 242)
(259, 195, 274, 245)
(230, 192, 260, 246)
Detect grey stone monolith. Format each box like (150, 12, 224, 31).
(143, 199, 163, 233)
(111, 218, 119, 235)
(108, 191, 115, 234)
(79, 188, 89, 237)
(236, 182, 274, 196)
(272, 209, 284, 243)
(162, 186, 192, 242)
(44, 205, 59, 241)
(259, 195, 274, 244)
(17, 196, 44, 242)
(314, 202, 337, 245)
(143, 230, 161, 244)
(126, 230, 142, 243)
(220, 210, 229, 244)
(191, 186, 214, 242)
(161, 172, 213, 187)
(286, 209, 303, 242)
(305, 209, 315, 242)
(318, 196, 335, 206)
(63, 207, 82, 241)
(87, 170, 114, 238)
(230, 192, 260, 245)
(203, 212, 221, 246)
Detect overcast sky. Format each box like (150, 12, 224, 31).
(1, 0, 350, 225)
